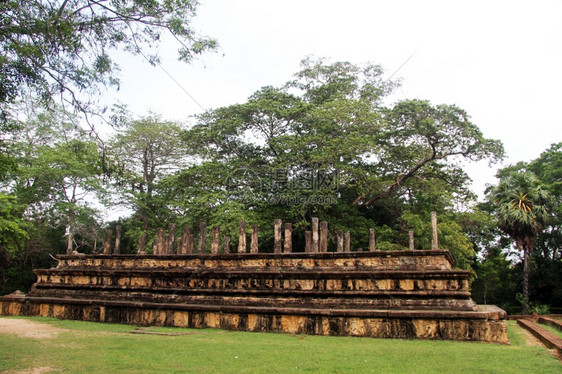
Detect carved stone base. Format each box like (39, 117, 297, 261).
(0, 296, 507, 342)
(0, 251, 508, 343)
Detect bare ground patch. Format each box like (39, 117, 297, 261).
(0, 318, 67, 339)
(6, 367, 57, 374)
(517, 325, 545, 347)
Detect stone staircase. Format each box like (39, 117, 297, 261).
(1, 250, 508, 342)
(31, 251, 476, 311)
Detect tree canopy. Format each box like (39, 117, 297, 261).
(108, 115, 190, 251)
(167, 58, 504, 263)
(477, 143, 561, 312)
(2, 56, 560, 317)
(0, 0, 216, 121)
(487, 168, 552, 313)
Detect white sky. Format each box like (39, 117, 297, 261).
(101, 0, 562, 200)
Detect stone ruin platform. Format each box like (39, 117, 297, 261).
(0, 250, 508, 343)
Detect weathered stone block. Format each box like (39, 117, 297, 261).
(0, 251, 507, 343)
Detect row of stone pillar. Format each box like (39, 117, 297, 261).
(99, 212, 440, 255)
(147, 217, 375, 255)
(102, 225, 121, 255)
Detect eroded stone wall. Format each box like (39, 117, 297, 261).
(0, 251, 508, 343)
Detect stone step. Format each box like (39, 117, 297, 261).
(32, 282, 472, 297)
(55, 250, 454, 271)
(28, 285, 477, 311)
(2, 294, 506, 320)
(34, 269, 470, 293)
(37, 268, 467, 276)
(517, 318, 562, 354)
(537, 316, 562, 331)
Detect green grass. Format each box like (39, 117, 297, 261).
(0, 317, 560, 373)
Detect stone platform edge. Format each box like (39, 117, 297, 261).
(54, 250, 455, 265)
(0, 294, 508, 343)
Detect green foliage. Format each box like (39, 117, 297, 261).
(523, 144, 562, 309)
(471, 246, 518, 308)
(487, 166, 554, 313)
(529, 302, 550, 315)
(400, 211, 475, 270)
(528, 143, 562, 261)
(0, 0, 216, 120)
(0, 193, 27, 256)
(490, 171, 550, 249)
(8, 106, 106, 253)
(474, 144, 561, 311)
(359, 99, 503, 207)
(166, 58, 504, 267)
(529, 142, 562, 197)
(108, 115, 190, 250)
(465, 203, 519, 308)
(0, 103, 107, 292)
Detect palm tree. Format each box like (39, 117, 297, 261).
(489, 171, 550, 314)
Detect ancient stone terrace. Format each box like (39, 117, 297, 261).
(0, 214, 508, 343)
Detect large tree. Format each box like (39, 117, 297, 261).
(7, 105, 106, 254)
(0, 193, 28, 290)
(488, 171, 550, 314)
(0, 103, 106, 293)
(528, 143, 562, 261)
(170, 59, 504, 259)
(0, 0, 216, 121)
(182, 59, 502, 208)
(108, 115, 189, 251)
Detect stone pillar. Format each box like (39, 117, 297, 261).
(176, 237, 182, 254)
(162, 232, 168, 254)
(409, 230, 415, 251)
(138, 234, 146, 254)
(284, 223, 292, 253)
(198, 222, 207, 254)
(319, 221, 328, 252)
(337, 230, 344, 252)
(155, 228, 165, 255)
(223, 236, 231, 253)
(211, 226, 220, 254)
(431, 211, 439, 250)
(238, 221, 246, 253)
(251, 224, 259, 254)
(114, 225, 121, 254)
(369, 228, 376, 252)
(274, 219, 282, 254)
(152, 232, 158, 255)
(103, 229, 112, 255)
(311, 217, 319, 253)
(187, 232, 194, 254)
(180, 227, 190, 254)
(305, 231, 312, 252)
(167, 223, 176, 254)
(344, 231, 351, 252)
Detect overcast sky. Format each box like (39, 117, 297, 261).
(102, 0, 562, 199)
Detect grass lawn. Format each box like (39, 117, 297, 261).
(0, 317, 560, 373)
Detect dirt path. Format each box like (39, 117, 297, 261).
(5, 368, 55, 374)
(0, 318, 67, 339)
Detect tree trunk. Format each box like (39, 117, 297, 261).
(516, 239, 531, 315)
(522, 246, 530, 314)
